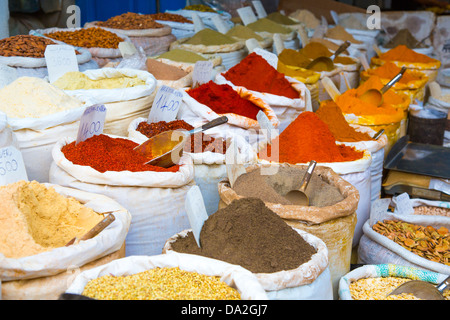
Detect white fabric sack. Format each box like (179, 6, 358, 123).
(49, 134, 195, 256)
(358, 199, 450, 274)
(391, 197, 450, 211)
(128, 117, 256, 216)
(66, 252, 268, 300)
(215, 73, 313, 133)
(156, 20, 195, 39)
(338, 124, 388, 204)
(0, 45, 92, 68)
(0, 184, 131, 281)
(339, 263, 449, 300)
(57, 68, 158, 136)
(59, 67, 157, 105)
(165, 9, 234, 31)
(163, 227, 331, 300)
(177, 85, 279, 146)
(3, 100, 88, 182)
(30, 27, 131, 59)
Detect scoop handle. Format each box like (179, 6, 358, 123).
(332, 41, 351, 59)
(189, 116, 229, 135)
(437, 275, 450, 294)
(299, 160, 317, 192)
(381, 67, 407, 94)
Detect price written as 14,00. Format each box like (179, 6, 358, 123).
(154, 86, 182, 113)
(79, 120, 103, 141)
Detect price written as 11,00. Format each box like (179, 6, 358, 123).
(0, 147, 18, 176)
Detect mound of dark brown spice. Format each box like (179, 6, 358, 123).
(170, 197, 317, 273)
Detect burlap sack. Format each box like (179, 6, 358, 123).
(217, 163, 360, 298)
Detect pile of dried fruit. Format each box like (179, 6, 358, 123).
(373, 220, 450, 265)
(0, 35, 58, 58)
(150, 13, 193, 24)
(45, 27, 124, 49)
(96, 12, 164, 30)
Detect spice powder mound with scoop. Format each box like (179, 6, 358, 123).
(170, 197, 317, 274)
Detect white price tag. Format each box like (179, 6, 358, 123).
(212, 15, 229, 34)
(118, 41, 137, 58)
(0, 146, 28, 185)
(252, 1, 267, 18)
(192, 60, 213, 87)
(185, 186, 209, 247)
(0, 64, 17, 89)
(257, 110, 277, 143)
(369, 198, 391, 226)
(76, 104, 107, 145)
(393, 193, 414, 215)
(245, 38, 261, 53)
(253, 47, 278, 69)
(148, 85, 183, 123)
(273, 33, 285, 55)
(45, 44, 79, 83)
(237, 6, 257, 25)
(191, 11, 205, 32)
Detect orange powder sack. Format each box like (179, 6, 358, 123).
(355, 75, 405, 105)
(258, 111, 363, 164)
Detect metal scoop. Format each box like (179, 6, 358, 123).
(134, 116, 228, 168)
(387, 275, 449, 300)
(284, 160, 317, 206)
(306, 41, 350, 72)
(359, 67, 406, 106)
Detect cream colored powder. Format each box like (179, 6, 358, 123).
(53, 71, 146, 90)
(439, 94, 450, 103)
(0, 180, 103, 258)
(0, 77, 84, 118)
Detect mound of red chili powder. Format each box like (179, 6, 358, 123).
(187, 81, 261, 120)
(61, 134, 180, 173)
(258, 111, 364, 164)
(136, 119, 227, 154)
(222, 52, 299, 99)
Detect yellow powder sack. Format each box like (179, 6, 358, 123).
(0, 180, 103, 258)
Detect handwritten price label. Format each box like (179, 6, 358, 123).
(76, 104, 106, 144)
(237, 6, 257, 25)
(252, 1, 267, 18)
(192, 60, 213, 88)
(45, 44, 79, 83)
(0, 146, 28, 185)
(148, 85, 183, 123)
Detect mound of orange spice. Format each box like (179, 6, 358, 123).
(62, 134, 179, 173)
(258, 111, 364, 164)
(316, 101, 374, 142)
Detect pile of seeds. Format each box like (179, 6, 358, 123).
(0, 35, 58, 58)
(81, 267, 241, 300)
(373, 220, 450, 265)
(350, 277, 419, 300)
(413, 206, 450, 217)
(96, 12, 164, 30)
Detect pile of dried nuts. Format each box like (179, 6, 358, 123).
(96, 12, 164, 30)
(81, 267, 241, 300)
(373, 220, 450, 265)
(150, 13, 193, 24)
(0, 35, 58, 58)
(414, 205, 450, 217)
(45, 27, 124, 49)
